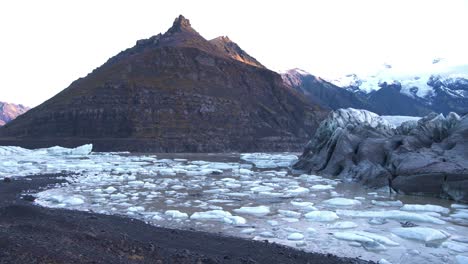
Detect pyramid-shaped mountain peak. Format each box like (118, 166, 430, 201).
(166, 15, 196, 34)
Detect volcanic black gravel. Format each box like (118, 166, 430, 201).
(0, 175, 374, 264)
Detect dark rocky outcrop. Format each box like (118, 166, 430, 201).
(0, 15, 326, 152)
(0, 102, 29, 126)
(293, 108, 468, 202)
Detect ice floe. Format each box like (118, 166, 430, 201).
(456, 255, 468, 264)
(234, 206, 270, 216)
(323, 198, 362, 207)
(391, 227, 449, 242)
(287, 233, 304, 241)
(165, 210, 188, 219)
(305, 211, 339, 222)
(190, 210, 246, 225)
(400, 204, 450, 214)
(337, 209, 446, 224)
(328, 221, 359, 229)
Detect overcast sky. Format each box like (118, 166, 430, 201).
(1, 0, 468, 106)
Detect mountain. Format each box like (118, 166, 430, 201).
(281, 69, 373, 111)
(0, 102, 29, 126)
(0, 15, 326, 152)
(209, 36, 265, 68)
(326, 60, 468, 116)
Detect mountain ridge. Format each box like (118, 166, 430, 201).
(0, 101, 29, 126)
(0, 15, 326, 152)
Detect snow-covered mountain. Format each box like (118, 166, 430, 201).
(325, 59, 468, 116)
(0, 101, 29, 126)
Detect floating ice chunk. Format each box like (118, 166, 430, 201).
(333, 232, 374, 243)
(152, 215, 164, 221)
(442, 241, 468, 253)
(323, 198, 361, 207)
(203, 188, 230, 194)
(278, 210, 301, 218)
(310, 184, 334, 191)
(225, 182, 241, 188)
(46, 144, 93, 155)
(328, 221, 358, 229)
(238, 168, 254, 175)
(452, 204, 468, 209)
(337, 209, 446, 224)
(453, 237, 468, 244)
(267, 220, 279, 226)
(285, 187, 309, 196)
(371, 200, 403, 207)
(391, 227, 449, 242)
(287, 233, 304, 241)
(128, 180, 145, 186)
(291, 201, 314, 207)
(451, 211, 468, 219)
(159, 169, 176, 176)
(241, 228, 256, 234)
(401, 204, 450, 214)
(225, 192, 250, 198)
(456, 255, 468, 264)
(258, 192, 283, 197)
(190, 210, 246, 225)
(104, 186, 117, 193)
(353, 231, 399, 246)
(128, 206, 145, 212)
(307, 227, 317, 233)
(282, 218, 299, 223)
(251, 186, 274, 192)
(333, 231, 398, 246)
(259, 231, 276, 238)
(234, 206, 270, 216)
(64, 196, 85, 205)
(165, 210, 188, 219)
(305, 211, 339, 222)
(208, 199, 235, 203)
(378, 259, 392, 264)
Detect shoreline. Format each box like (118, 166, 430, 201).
(0, 174, 373, 264)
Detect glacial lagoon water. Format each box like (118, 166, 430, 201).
(1, 147, 467, 264)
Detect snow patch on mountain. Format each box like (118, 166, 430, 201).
(325, 59, 468, 100)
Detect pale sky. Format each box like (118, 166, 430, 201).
(1, 0, 468, 107)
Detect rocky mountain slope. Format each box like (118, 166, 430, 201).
(326, 60, 468, 116)
(281, 69, 373, 111)
(0, 102, 29, 126)
(293, 108, 468, 202)
(0, 15, 325, 152)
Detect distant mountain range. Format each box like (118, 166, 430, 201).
(0, 102, 29, 126)
(1, 16, 466, 152)
(282, 60, 468, 116)
(323, 59, 468, 116)
(0, 15, 325, 152)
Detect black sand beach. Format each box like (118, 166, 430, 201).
(0, 174, 373, 264)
